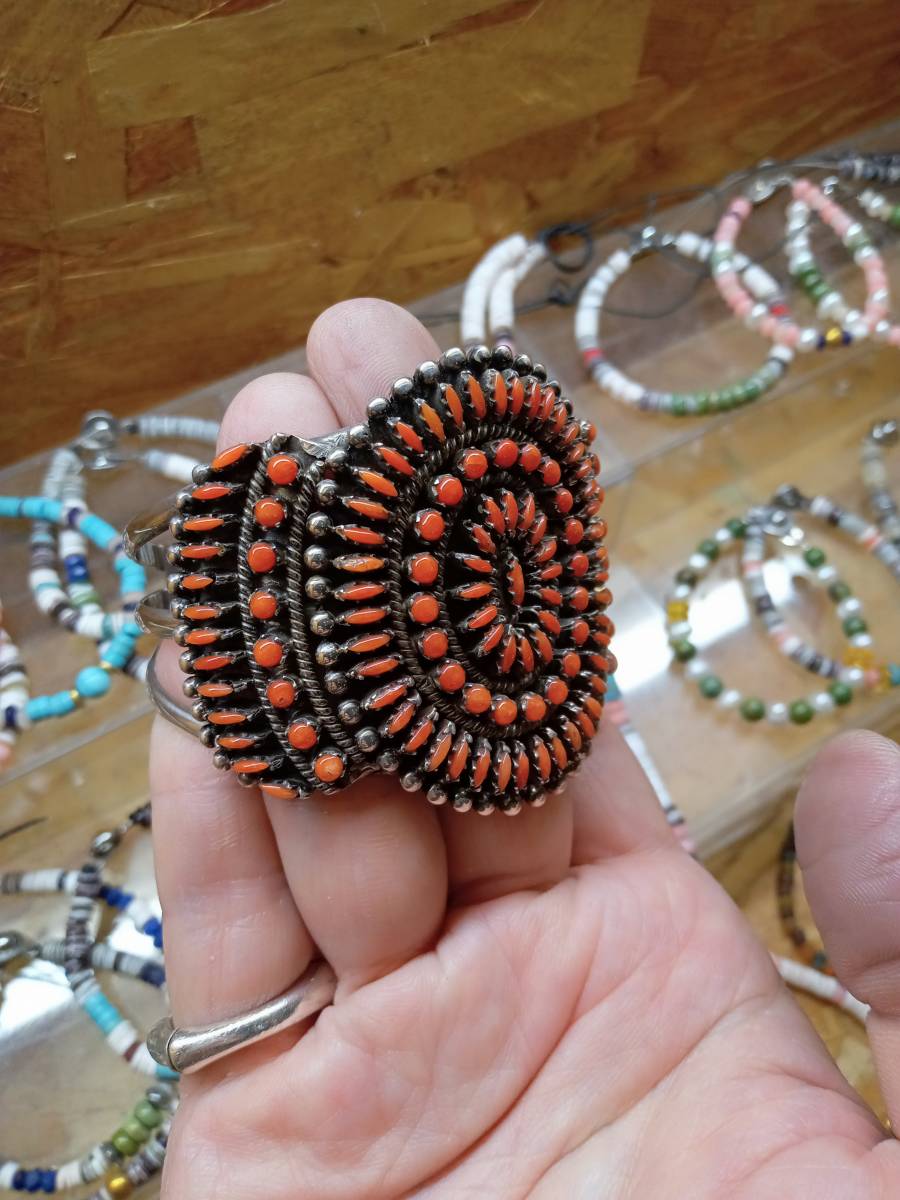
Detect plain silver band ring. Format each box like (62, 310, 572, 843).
(146, 959, 338, 1074)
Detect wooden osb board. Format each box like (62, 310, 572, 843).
(2, 0, 900, 463)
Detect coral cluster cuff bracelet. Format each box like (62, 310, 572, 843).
(147, 960, 338, 1075)
(127, 346, 612, 814)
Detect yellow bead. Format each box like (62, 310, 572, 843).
(666, 601, 689, 621)
(825, 326, 843, 347)
(105, 1173, 134, 1199)
(843, 647, 875, 669)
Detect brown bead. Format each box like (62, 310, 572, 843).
(266, 453, 299, 485)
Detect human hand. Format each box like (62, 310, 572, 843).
(151, 299, 900, 1198)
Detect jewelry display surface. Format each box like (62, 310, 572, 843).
(3, 154, 900, 1191)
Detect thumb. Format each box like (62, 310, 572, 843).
(795, 730, 900, 1123)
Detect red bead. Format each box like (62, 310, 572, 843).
(247, 542, 277, 573)
(266, 454, 299, 485)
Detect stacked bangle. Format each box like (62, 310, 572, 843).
(712, 179, 889, 351)
(739, 509, 888, 693)
(666, 517, 864, 726)
(860, 418, 900, 547)
(773, 484, 900, 588)
(0, 496, 146, 768)
(575, 229, 793, 415)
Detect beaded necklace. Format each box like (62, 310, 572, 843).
(461, 234, 543, 350)
(860, 418, 900, 548)
(575, 228, 793, 416)
(665, 507, 897, 726)
(712, 178, 888, 352)
(0, 493, 145, 769)
(0, 808, 177, 1195)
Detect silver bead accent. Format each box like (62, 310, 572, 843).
(355, 727, 379, 753)
(401, 771, 421, 792)
(305, 575, 329, 600)
(337, 699, 361, 725)
(91, 830, 121, 857)
(315, 641, 339, 667)
(310, 611, 335, 636)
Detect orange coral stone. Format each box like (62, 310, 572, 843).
(534, 739, 552, 781)
(183, 516, 224, 533)
(254, 498, 285, 528)
(287, 720, 318, 750)
(233, 758, 268, 775)
(507, 560, 525, 606)
(561, 651, 581, 677)
(521, 693, 547, 723)
(194, 653, 234, 671)
(344, 606, 387, 626)
(377, 445, 415, 476)
(197, 681, 233, 698)
(253, 637, 283, 668)
(404, 716, 434, 753)
(545, 677, 569, 706)
(260, 783, 298, 801)
(192, 483, 231, 501)
(463, 683, 492, 714)
(407, 552, 439, 585)
(415, 509, 445, 542)
(492, 695, 517, 726)
(267, 679, 296, 708)
(355, 655, 400, 678)
(408, 593, 439, 624)
(437, 660, 466, 692)
(247, 542, 277, 573)
(347, 498, 390, 521)
(541, 458, 562, 487)
(183, 603, 219, 620)
(458, 448, 488, 480)
(185, 628, 218, 646)
(418, 629, 449, 660)
(419, 402, 446, 442)
(456, 581, 492, 600)
(358, 469, 397, 498)
(217, 735, 255, 751)
(314, 752, 345, 783)
(249, 590, 278, 620)
(564, 518, 585, 545)
(394, 421, 424, 452)
(444, 385, 464, 428)
(181, 573, 214, 590)
(467, 604, 498, 631)
(211, 443, 250, 471)
(209, 710, 246, 726)
(181, 544, 221, 560)
(555, 488, 574, 514)
(492, 438, 518, 469)
(447, 736, 470, 780)
(433, 474, 464, 506)
(467, 377, 486, 418)
(495, 749, 512, 791)
(266, 454, 299, 485)
(492, 373, 508, 417)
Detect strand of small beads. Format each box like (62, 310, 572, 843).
(460, 234, 541, 349)
(739, 509, 895, 701)
(0, 932, 164, 988)
(63, 808, 176, 1081)
(712, 179, 888, 351)
(575, 228, 793, 415)
(665, 517, 864, 727)
(860, 419, 900, 548)
(0, 495, 146, 767)
(603, 674, 694, 853)
(782, 187, 879, 344)
(29, 448, 148, 682)
(776, 822, 832, 974)
(1, 863, 163, 962)
(0, 1092, 174, 1195)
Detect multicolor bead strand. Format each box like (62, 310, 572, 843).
(62, 810, 177, 1080)
(777, 822, 831, 973)
(575, 229, 793, 414)
(665, 518, 863, 727)
(712, 179, 889, 351)
(0, 496, 147, 764)
(739, 512, 891, 697)
(0, 1090, 174, 1194)
(860, 418, 900, 547)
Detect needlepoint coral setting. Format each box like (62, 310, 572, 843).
(126, 346, 613, 814)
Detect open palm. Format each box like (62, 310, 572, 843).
(151, 300, 900, 1199)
